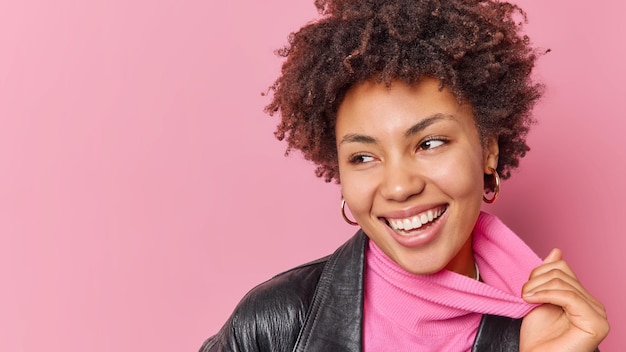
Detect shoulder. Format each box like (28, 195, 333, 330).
(200, 257, 329, 352)
(200, 231, 367, 352)
(240, 256, 329, 320)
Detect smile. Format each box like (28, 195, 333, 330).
(385, 206, 447, 232)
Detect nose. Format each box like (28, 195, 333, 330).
(379, 160, 426, 202)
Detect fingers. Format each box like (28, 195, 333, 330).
(543, 248, 562, 263)
(523, 249, 604, 317)
(522, 249, 610, 344)
(529, 248, 577, 280)
(523, 288, 610, 342)
(524, 266, 600, 315)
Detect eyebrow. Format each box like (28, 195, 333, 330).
(338, 113, 454, 145)
(404, 113, 454, 138)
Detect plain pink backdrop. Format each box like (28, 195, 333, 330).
(1, 0, 623, 350)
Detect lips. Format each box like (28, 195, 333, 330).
(384, 206, 447, 234)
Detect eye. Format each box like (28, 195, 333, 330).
(419, 138, 447, 151)
(348, 154, 375, 164)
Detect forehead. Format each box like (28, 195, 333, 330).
(336, 78, 471, 134)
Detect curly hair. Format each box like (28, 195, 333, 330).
(265, 0, 544, 185)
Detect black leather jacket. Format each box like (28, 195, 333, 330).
(200, 231, 585, 352)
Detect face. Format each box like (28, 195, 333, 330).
(336, 78, 498, 276)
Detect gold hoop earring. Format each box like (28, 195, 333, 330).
(341, 199, 358, 226)
(483, 168, 500, 204)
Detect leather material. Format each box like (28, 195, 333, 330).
(199, 231, 595, 352)
(472, 315, 521, 352)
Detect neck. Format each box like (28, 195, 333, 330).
(444, 235, 477, 279)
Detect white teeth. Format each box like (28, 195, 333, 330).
(387, 207, 446, 232)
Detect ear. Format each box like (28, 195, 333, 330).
(483, 136, 499, 173)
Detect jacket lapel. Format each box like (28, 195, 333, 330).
(293, 231, 367, 352)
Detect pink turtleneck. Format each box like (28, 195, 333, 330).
(363, 211, 542, 352)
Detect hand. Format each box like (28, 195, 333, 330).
(520, 248, 609, 352)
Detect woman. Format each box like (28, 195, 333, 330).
(201, 0, 609, 350)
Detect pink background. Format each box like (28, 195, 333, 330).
(0, 0, 623, 350)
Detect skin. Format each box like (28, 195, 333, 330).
(520, 249, 610, 351)
(334, 77, 609, 350)
(336, 77, 498, 277)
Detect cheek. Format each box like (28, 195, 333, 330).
(340, 172, 377, 217)
(433, 152, 485, 199)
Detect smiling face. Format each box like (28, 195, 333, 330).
(336, 78, 499, 276)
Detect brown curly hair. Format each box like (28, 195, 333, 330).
(265, 0, 544, 185)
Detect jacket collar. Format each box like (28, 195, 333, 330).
(293, 230, 367, 352)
